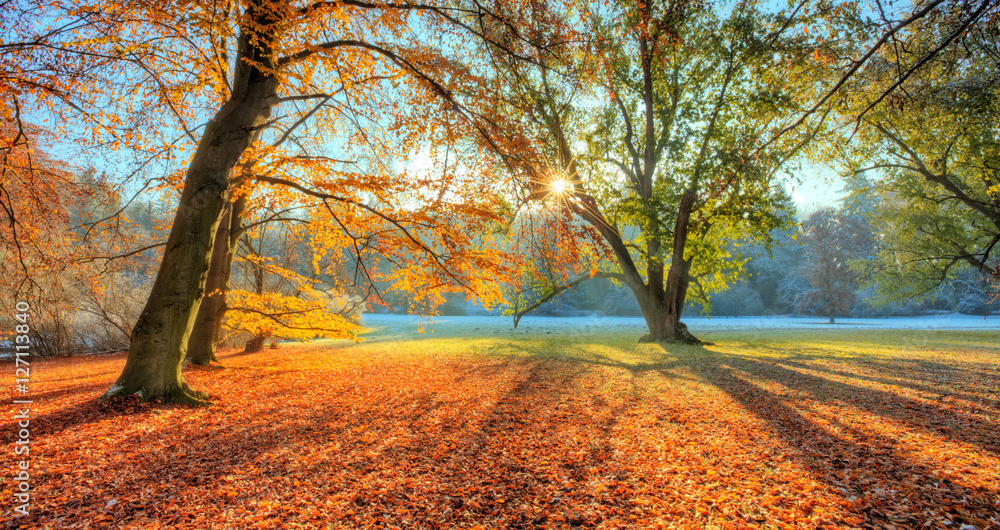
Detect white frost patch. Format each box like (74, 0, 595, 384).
(102, 384, 142, 398)
(360, 313, 1000, 336)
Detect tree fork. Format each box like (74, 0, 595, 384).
(652, 191, 703, 344)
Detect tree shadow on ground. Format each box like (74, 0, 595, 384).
(4, 355, 637, 529)
(775, 357, 1000, 414)
(286, 357, 632, 528)
(647, 343, 999, 528)
(703, 341, 1000, 451)
(6, 336, 998, 530)
(0, 394, 175, 443)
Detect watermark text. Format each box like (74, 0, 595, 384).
(12, 301, 31, 516)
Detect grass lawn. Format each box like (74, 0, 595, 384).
(2, 324, 998, 529)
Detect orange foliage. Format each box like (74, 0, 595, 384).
(0, 120, 78, 286)
(0, 1, 204, 309)
(4, 0, 534, 329)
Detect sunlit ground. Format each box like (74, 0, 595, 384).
(2, 322, 997, 529)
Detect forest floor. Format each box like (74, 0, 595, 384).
(2, 324, 999, 529)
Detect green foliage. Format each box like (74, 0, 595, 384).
(584, 1, 800, 237)
(485, 0, 822, 326)
(832, 15, 1000, 304)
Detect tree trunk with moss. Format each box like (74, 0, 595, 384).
(101, 11, 279, 404)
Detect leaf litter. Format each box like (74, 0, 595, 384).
(1, 328, 998, 529)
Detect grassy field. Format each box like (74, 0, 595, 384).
(2, 324, 998, 529)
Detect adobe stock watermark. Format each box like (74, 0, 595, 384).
(11, 301, 31, 516)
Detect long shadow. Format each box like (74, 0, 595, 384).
(3, 355, 636, 529)
(568, 348, 703, 380)
(305, 357, 633, 528)
(851, 355, 999, 383)
(649, 344, 999, 527)
(603, 338, 1000, 457)
(692, 357, 997, 527)
(0, 366, 301, 443)
(0, 373, 376, 528)
(0, 395, 173, 444)
(724, 356, 1000, 456)
(6, 381, 111, 404)
(5, 335, 996, 529)
(774, 358, 1000, 414)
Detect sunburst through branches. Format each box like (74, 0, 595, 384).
(549, 177, 570, 196)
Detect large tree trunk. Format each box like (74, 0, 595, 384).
(186, 194, 247, 365)
(665, 258, 700, 343)
(185, 203, 231, 366)
(575, 194, 701, 343)
(634, 273, 699, 344)
(636, 292, 667, 341)
(102, 14, 279, 404)
(637, 191, 701, 344)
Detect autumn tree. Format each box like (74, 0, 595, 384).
(481, 0, 997, 338)
(1, 3, 112, 269)
(471, 0, 826, 342)
(74, 0, 538, 403)
(756, 0, 997, 160)
(1, 0, 207, 282)
(794, 208, 873, 323)
(506, 212, 607, 326)
(66, 174, 165, 353)
(222, 203, 361, 353)
(0, 129, 78, 296)
(0, 149, 86, 353)
(2, 1, 247, 361)
(0, 160, 161, 355)
(185, 119, 516, 365)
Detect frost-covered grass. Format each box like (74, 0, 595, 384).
(359, 312, 1000, 337)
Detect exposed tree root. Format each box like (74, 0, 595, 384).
(638, 322, 714, 346)
(100, 382, 211, 406)
(185, 356, 224, 368)
(186, 347, 221, 367)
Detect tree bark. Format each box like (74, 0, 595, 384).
(633, 267, 699, 343)
(186, 194, 247, 365)
(244, 333, 268, 353)
(666, 257, 700, 343)
(102, 12, 279, 404)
